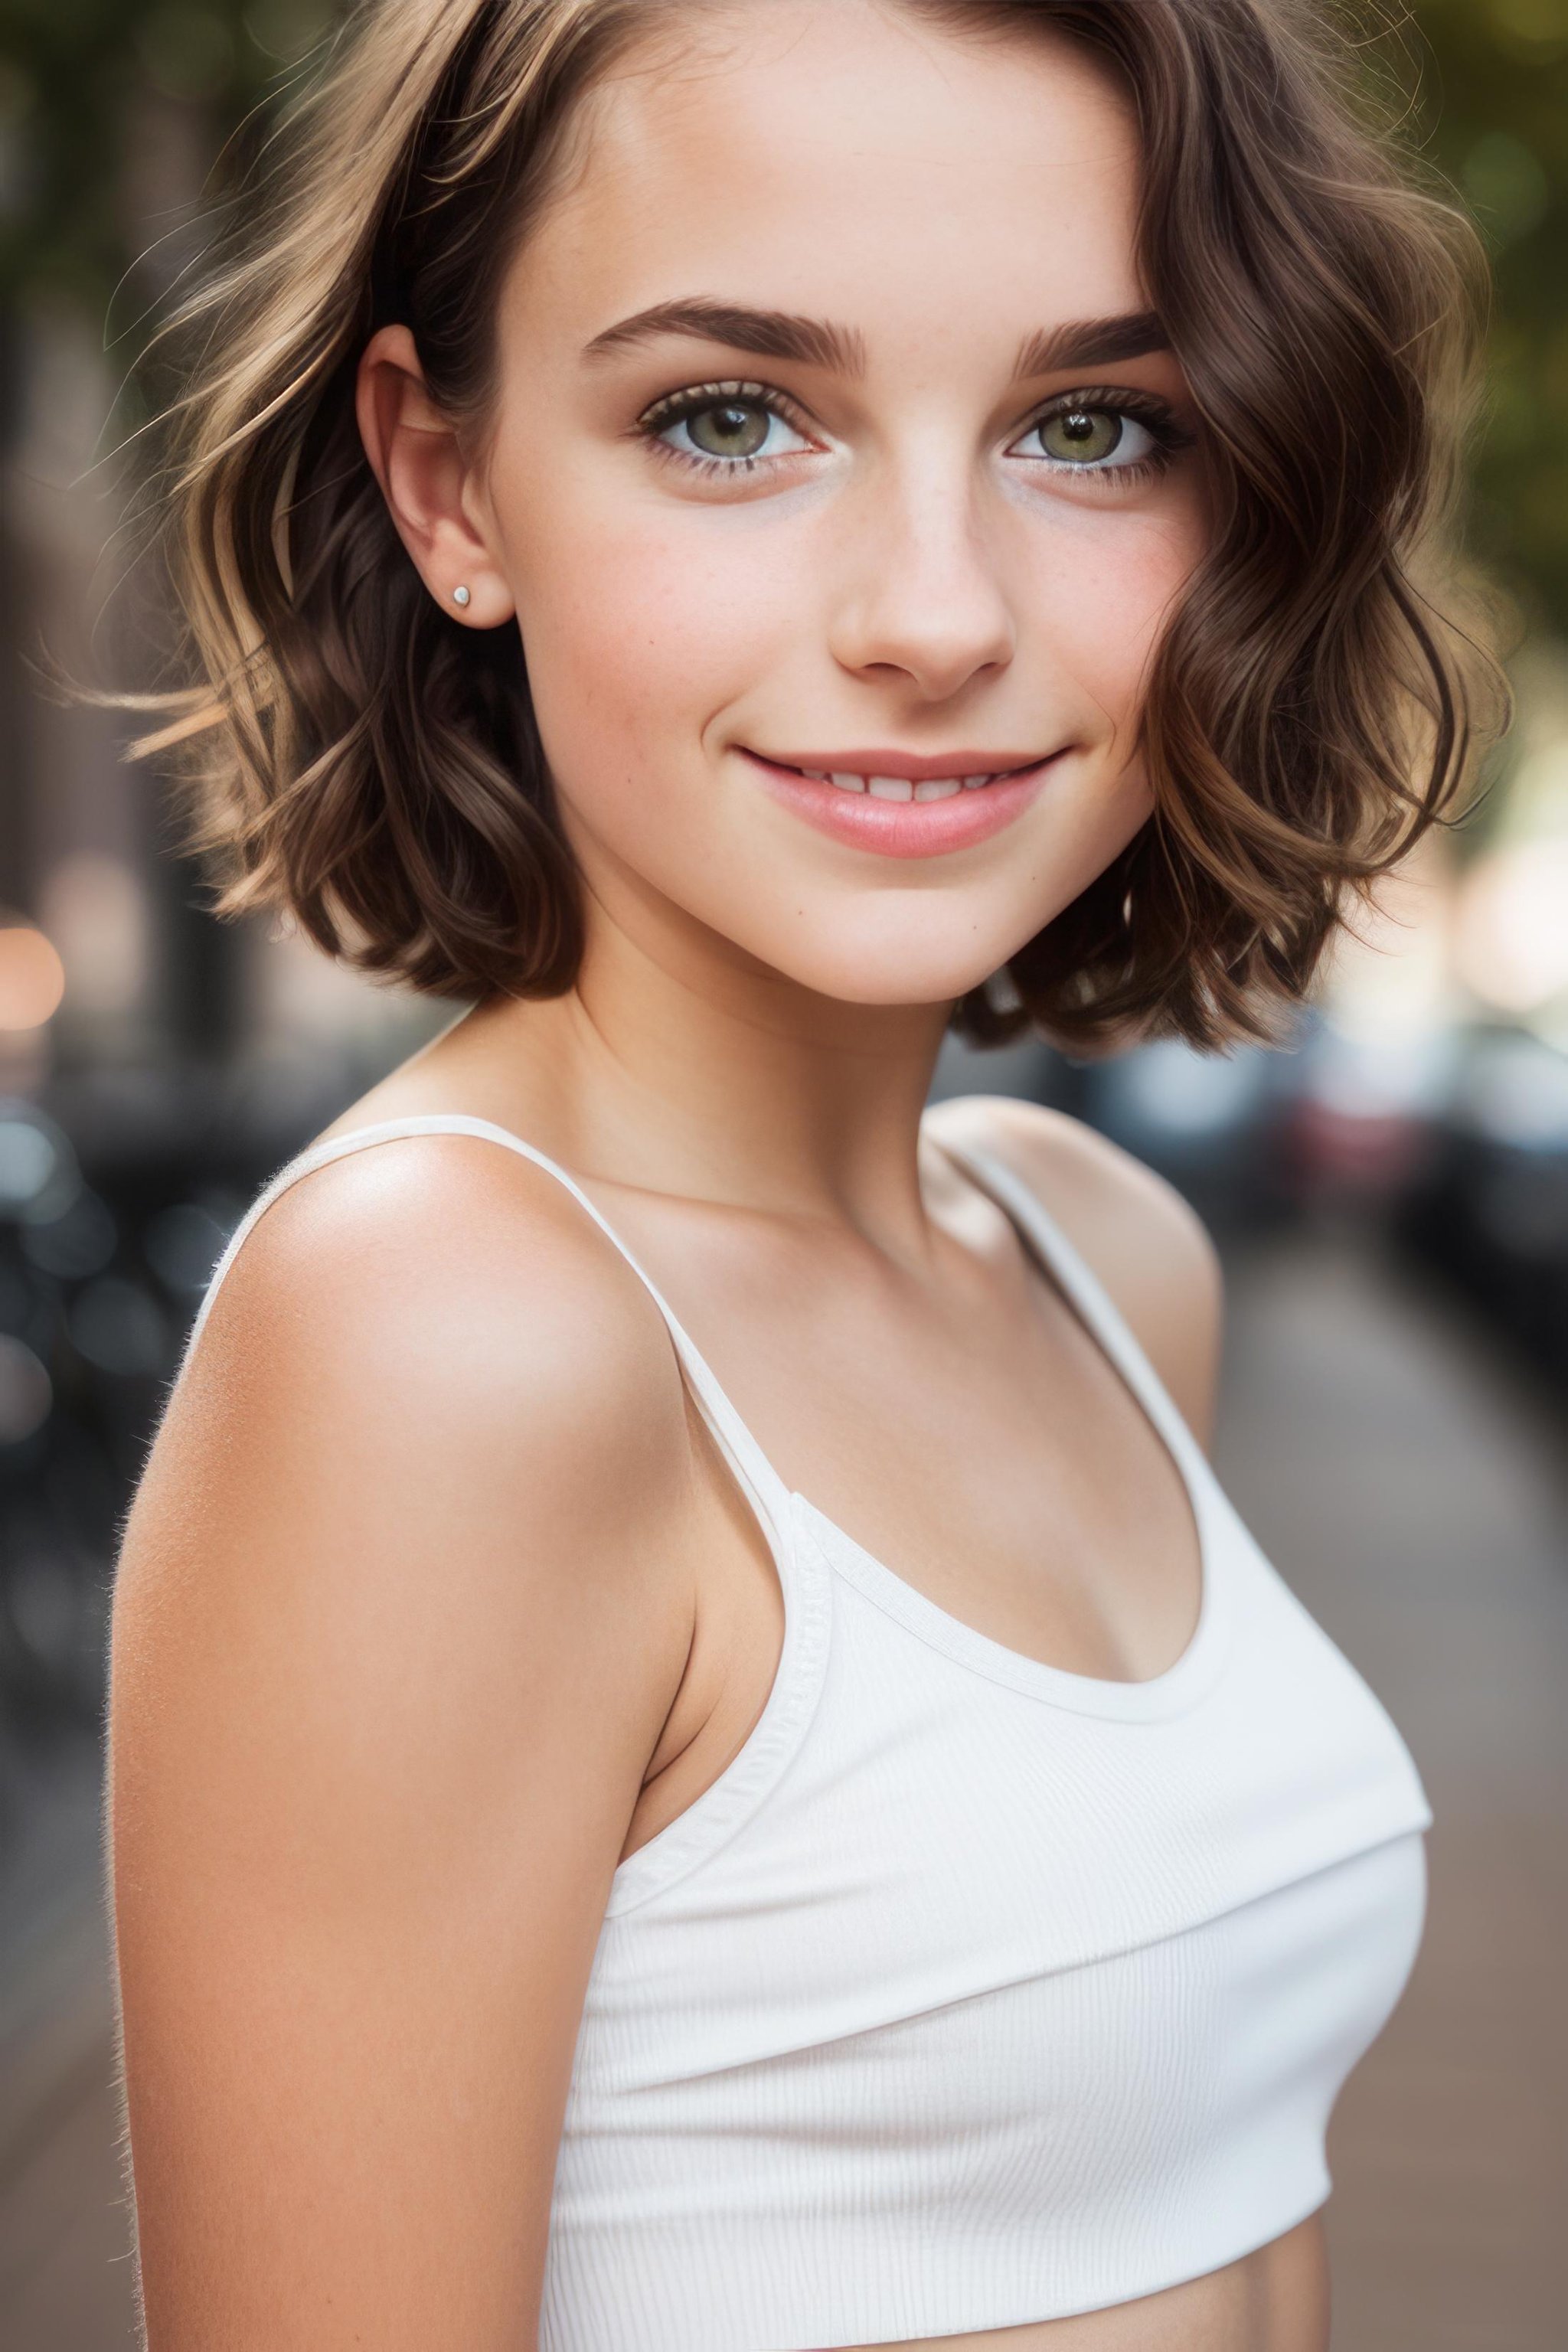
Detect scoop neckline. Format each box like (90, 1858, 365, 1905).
(787, 1455, 1232, 1725)
(802, 1129, 1232, 1721)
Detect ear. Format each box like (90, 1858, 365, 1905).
(354, 325, 515, 629)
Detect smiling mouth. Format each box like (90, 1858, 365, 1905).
(754, 757, 1047, 803)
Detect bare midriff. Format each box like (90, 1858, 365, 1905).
(856, 2210, 1330, 2352)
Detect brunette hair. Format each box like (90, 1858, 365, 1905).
(118, 0, 1506, 1050)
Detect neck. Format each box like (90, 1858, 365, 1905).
(437, 900, 959, 1243)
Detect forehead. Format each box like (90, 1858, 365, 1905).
(504, 0, 1145, 356)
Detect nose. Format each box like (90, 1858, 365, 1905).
(826, 452, 1016, 702)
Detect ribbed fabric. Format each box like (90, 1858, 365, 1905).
(188, 1115, 1432, 2351)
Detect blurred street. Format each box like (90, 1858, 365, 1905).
(0, 1219, 1563, 2352)
(2, 4, 1565, 2344)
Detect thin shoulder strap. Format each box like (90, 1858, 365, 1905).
(931, 1134, 1212, 1485)
(183, 1114, 795, 1545)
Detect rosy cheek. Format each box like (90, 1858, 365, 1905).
(521, 503, 805, 761)
(1033, 513, 1200, 744)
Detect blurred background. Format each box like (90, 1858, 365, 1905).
(0, 2, 1564, 2344)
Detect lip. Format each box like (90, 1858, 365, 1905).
(740, 749, 1060, 860)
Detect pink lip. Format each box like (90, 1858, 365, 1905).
(741, 750, 1058, 861)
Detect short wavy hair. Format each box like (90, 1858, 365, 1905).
(119, 0, 1508, 1052)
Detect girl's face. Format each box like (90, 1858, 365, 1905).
(472, 0, 1209, 1011)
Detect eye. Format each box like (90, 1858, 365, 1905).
(639, 383, 815, 470)
(1004, 390, 1193, 483)
(1010, 403, 1160, 470)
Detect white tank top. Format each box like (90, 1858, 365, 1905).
(188, 1113, 1432, 2350)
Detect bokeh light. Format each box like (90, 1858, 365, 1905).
(0, 925, 66, 1031)
(1455, 839, 1568, 1014)
(0, 1331, 52, 1445)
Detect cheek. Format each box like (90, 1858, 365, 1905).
(1024, 502, 1202, 755)
(500, 466, 805, 786)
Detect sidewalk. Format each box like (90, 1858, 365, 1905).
(0, 1740, 131, 2347)
(1215, 1226, 1568, 2352)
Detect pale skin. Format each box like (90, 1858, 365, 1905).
(109, 5, 1331, 2348)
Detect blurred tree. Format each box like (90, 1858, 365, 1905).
(0, 3, 333, 316)
(1402, 0, 1568, 637)
(0, 0, 333, 1046)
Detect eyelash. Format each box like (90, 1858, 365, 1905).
(633, 379, 1196, 485)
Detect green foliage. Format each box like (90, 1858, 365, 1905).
(0, 1, 331, 315)
(0, 0, 1563, 624)
(1396, 0, 1568, 633)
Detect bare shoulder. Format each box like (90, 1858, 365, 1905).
(925, 1093, 1224, 1447)
(169, 1128, 691, 1477)
(109, 1132, 697, 2344)
(122, 1126, 699, 1769)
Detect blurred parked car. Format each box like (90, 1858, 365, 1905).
(1399, 1024, 1568, 1388)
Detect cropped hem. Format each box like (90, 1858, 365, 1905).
(540, 2164, 1336, 2350)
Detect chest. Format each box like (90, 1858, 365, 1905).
(648, 1197, 1204, 1687)
(554, 1488, 1432, 2352)
(588, 1496, 1434, 2143)
(627, 1225, 1205, 1863)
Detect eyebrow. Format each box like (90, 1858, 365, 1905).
(1012, 309, 1170, 379)
(580, 298, 1169, 382)
(583, 299, 866, 374)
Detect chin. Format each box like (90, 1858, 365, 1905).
(758, 934, 1017, 1014)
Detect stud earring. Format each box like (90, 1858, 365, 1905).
(452, 584, 472, 608)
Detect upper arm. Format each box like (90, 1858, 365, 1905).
(927, 1094, 1225, 1450)
(109, 1141, 697, 2351)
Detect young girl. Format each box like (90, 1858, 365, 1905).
(107, 2, 1500, 2346)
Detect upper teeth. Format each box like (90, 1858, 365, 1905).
(801, 769, 1001, 799)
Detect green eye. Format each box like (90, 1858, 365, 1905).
(684, 401, 773, 459)
(1039, 407, 1124, 463)
(1008, 399, 1174, 476)
(639, 380, 816, 472)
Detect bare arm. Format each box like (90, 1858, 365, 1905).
(926, 1095, 1225, 1449)
(108, 1139, 697, 2350)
